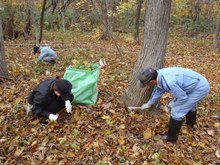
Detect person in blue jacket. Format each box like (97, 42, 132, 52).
(137, 67, 210, 142)
(33, 46, 58, 64)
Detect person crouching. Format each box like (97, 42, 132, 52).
(27, 78, 74, 122)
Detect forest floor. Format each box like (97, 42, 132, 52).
(0, 29, 220, 165)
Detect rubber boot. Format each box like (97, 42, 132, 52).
(161, 117, 183, 143)
(186, 111, 197, 129)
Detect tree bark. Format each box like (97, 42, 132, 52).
(39, 0, 47, 44)
(134, 0, 143, 43)
(123, 0, 171, 111)
(99, 0, 113, 40)
(24, 3, 32, 37)
(58, 0, 75, 14)
(28, 0, 40, 45)
(0, 18, 9, 78)
(4, 3, 14, 39)
(213, 11, 220, 52)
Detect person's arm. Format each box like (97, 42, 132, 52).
(169, 84, 188, 106)
(31, 92, 51, 118)
(147, 87, 166, 106)
(37, 51, 47, 62)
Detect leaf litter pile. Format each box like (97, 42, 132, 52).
(0, 32, 220, 164)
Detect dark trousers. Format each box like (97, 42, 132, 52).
(45, 94, 74, 114)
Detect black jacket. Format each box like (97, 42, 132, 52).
(28, 78, 58, 117)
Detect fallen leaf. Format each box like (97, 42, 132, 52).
(143, 128, 152, 139)
(214, 123, 220, 128)
(216, 150, 220, 158)
(207, 129, 214, 136)
(118, 136, 125, 145)
(14, 147, 24, 157)
(103, 102, 112, 109)
(102, 115, 111, 120)
(66, 152, 75, 158)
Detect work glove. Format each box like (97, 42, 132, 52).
(99, 58, 107, 68)
(141, 103, 151, 110)
(65, 100, 72, 113)
(49, 114, 59, 121)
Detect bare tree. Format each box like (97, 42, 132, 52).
(24, 2, 32, 37)
(28, 0, 40, 45)
(0, 18, 9, 79)
(4, 2, 14, 39)
(58, 0, 75, 14)
(188, 0, 201, 21)
(123, 0, 172, 112)
(39, 0, 47, 44)
(92, 0, 113, 39)
(134, 0, 144, 43)
(213, 11, 220, 52)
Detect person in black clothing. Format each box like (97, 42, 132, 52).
(27, 78, 74, 121)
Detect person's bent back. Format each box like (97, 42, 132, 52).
(33, 46, 58, 64)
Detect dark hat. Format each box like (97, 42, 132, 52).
(137, 68, 157, 88)
(33, 46, 40, 54)
(55, 79, 72, 100)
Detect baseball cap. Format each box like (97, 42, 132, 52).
(137, 68, 156, 88)
(33, 46, 40, 54)
(55, 79, 72, 100)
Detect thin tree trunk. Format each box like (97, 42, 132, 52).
(134, 0, 143, 43)
(24, 4, 31, 37)
(213, 11, 220, 52)
(0, 18, 9, 78)
(99, 0, 113, 40)
(61, 11, 65, 32)
(4, 3, 14, 39)
(29, 0, 40, 45)
(58, 0, 75, 14)
(123, 0, 171, 113)
(39, 0, 47, 44)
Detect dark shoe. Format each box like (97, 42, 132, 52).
(161, 117, 183, 143)
(186, 111, 196, 128)
(48, 60, 56, 64)
(40, 119, 48, 126)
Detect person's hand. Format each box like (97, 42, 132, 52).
(49, 114, 58, 121)
(141, 103, 151, 110)
(65, 100, 72, 113)
(99, 59, 107, 68)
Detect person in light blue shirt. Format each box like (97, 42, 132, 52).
(34, 46, 58, 64)
(137, 67, 210, 143)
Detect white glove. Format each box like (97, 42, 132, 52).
(141, 103, 151, 110)
(99, 58, 107, 68)
(49, 114, 58, 121)
(65, 100, 72, 113)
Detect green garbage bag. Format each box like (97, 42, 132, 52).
(63, 64, 100, 105)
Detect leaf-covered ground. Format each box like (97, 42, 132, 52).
(0, 30, 220, 165)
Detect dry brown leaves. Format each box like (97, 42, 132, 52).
(0, 32, 219, 164)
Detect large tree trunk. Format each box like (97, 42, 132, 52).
(213, 11, 220, 52)
(134, 0, 143, 43)
(0, 18, 9, 78)
(123, 0, 171, 111)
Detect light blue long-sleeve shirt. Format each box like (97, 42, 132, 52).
(147, 67, 204, 106)
(37, 47, 57, 62)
